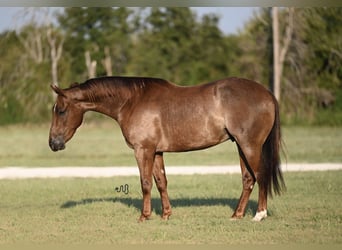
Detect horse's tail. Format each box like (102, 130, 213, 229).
(262, 97, 286, 197)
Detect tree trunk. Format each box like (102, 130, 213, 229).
(47, 28, 64, 86)
(17, 29, 44, 64)
(272, 7, 281, 101)
(272, 7, 294, 102)
(102, 46, 113, 76)
(85, 50, 97, 78)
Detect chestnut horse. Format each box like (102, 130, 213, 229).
(49, 76, 285, 222)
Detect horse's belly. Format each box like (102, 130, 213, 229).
(158, 123, 229, 152)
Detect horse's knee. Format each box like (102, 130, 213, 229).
(141, 178, 152, 193)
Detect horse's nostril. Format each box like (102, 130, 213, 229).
(49, 137, 65, 151)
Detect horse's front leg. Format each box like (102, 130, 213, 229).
(153, 152, 172, 220)
(134, 147, 154, 222)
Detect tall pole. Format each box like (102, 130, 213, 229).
(272, 7, 281, 101)
(268, 8, 274, 93)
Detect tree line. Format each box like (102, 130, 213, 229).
(0, 7, 341, 125)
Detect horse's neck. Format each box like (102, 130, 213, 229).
(92, 98, 124, 121)
(80, 87, 133, 122)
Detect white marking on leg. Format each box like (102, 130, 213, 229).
(252, 209, 267, 222)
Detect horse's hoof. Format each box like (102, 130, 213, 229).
(161, 214, 171, 221)
(252, 210, 267, 222)
(230, 215, 243, 221)
(138, 215, 150, 222)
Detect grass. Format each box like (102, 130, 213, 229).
(0, 121, 341, 167)
(0, 171, 341, 244)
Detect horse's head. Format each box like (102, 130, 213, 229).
(49, 85, 84, 152)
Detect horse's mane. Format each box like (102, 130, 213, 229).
(69, 76, 170, 102)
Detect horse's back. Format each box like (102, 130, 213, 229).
(213, 77, 273, 100)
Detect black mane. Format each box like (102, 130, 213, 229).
(69, 76, 170, 102)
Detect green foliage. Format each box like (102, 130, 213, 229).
(239, 8, 342, 125)
(58, 7, 134, 79)
(0, 32, 24, 124)
(281, 8, 342, 124)
(314, 90, 342, 126)
(0, 7, 341, 125)
(302, 8, 342, 90)
(235, 8, 272, 84)
(128, 8, 233, 84)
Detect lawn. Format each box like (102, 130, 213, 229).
(0, 171, 341, 244)
(1, 121, 341, 245)
(0, 121, 341, 167)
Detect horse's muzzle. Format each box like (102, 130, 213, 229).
(49, 136, 66, 151)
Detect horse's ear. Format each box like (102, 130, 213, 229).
(51, 84, 66, 97)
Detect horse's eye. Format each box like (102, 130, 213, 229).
(58, 109, 66, 116)
(53, 104, 66, 116)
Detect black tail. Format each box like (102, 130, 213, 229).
(262, 97, 286, 197)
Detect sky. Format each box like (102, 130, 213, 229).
(0, 7, 257, 35)
(192, 7, 257, 34)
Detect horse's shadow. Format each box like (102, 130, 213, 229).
(60, 196, 258, 216)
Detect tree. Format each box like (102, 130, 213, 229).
(236, 7, 342, 124)
(0, 31, 25, 124)
(234, 8, 271, 85)
(58, 7, 133, 80)
(282, 7, 342, 123)
(15, 8, 65, 89)
(191, 13, 229, 82)
(1, 7, 341, 125)
(271, 7, 294, 102)
(46, 24, 64, 89)
(128, 7, 231, 84)
(0, 8, 68, 124)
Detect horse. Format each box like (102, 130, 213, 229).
(49, 76, 285, 222)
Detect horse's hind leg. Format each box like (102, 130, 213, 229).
(253, 179, 268, 221)
(152, 152, 172, 220)
(231, 143, 262, 220)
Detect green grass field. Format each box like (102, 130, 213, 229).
(0, 123, 341, 245)
(0, 121, 341, 167)
(0, 171, 341, 244)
